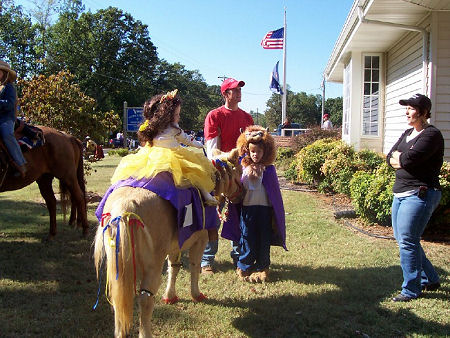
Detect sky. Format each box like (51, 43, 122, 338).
(16, 0, 355, 114)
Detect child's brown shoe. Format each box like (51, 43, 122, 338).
(236, 268, 251, 280)
(260, 269, 270, 282)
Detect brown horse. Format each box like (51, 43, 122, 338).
(93, 149, 243, 337)
(0, 126, 88, 239)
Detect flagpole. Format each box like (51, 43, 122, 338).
(281, 7, 287, 135)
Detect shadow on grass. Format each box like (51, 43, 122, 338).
(1, 197, 448, 337)
(0, 196, 95, 239)
(0, 199, 106, 336)
(208, 263, 449, 337)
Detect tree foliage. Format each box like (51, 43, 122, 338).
(265, 90, 343, 131)
(45, 6, 158, 113)
(265, 90, 322, 130)
(324, 96, 343, 127)
(18, 70, 120, 140)
(0, 2, 39, 77)
(154, 61, 222, 131)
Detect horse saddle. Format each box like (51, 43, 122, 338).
(14, 119, 45, 151)
(0, 120, 45, 173)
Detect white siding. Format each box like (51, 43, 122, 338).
(383, 17, 431, 154)
(434, 12, 450, 161)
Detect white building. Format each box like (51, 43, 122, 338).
(325, 0, 450, 161)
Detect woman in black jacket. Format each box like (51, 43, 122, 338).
(387, 94, 444, 302)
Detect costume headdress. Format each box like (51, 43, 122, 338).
(236, 125, 276, 177)
(160, 89, 178, 103)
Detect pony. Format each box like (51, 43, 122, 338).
(0, 126, 88, 239)
(93, 149, 243, 337)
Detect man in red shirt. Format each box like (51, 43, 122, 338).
(201, 78, 254, 273)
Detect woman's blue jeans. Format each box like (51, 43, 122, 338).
(392, 189, 441, 298)
(0, 120, 26, 166)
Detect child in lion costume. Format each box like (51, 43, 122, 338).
(222, 125, 287, 283)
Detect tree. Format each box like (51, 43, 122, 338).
(264, 89, 321, 130)
(45, 6, 158, 113)
(18, 70, 120, 141)
(249, 110, 266, 127)
(324, 97, 343, 127)
(155, 61, 222, 131)
(0, 2, 39, 78)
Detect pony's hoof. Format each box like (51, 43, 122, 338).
(162, 296, 179, 305)
(192, 293, 207, 302)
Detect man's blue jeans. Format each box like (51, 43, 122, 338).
(200, 240, 239, 268)
(0, 120, 26, 166)
(201, 239, 218, 268)
(392, 189, 441, 298)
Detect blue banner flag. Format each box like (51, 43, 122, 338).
(270, 61, 283, 95)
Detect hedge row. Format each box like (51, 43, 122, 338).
(287, 139, 450, 226)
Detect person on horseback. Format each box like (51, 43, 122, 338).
(0, 60, 26, 177)
(84, 136, 97, 159)
(111, 89, 218, 205)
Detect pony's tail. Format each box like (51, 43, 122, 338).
(59, 180, 70, 223)
(74, 138, 86, 197)
(93, 205, 135, 337)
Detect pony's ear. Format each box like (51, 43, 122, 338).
(227, 148, 239, 165)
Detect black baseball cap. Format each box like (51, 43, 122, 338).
(399, 93, 432, 112)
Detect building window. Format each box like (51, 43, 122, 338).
(343, 61, 351, 136)
(362, 55, 379, 136)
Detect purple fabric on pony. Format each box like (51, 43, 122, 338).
(221, 165, 287, 250)
(95, 171, 217, 248)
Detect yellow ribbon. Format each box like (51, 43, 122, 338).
(139, 119, 149, 132)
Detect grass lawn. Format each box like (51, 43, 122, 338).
(0, 155, 449, 337)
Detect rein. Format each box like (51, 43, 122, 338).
(227, 178, 243, 201)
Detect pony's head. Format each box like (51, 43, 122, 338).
(211, 148, 244, 204)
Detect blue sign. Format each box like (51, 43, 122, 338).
(127, 107, 144, 132)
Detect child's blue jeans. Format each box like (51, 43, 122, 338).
(237, 205, 272, 272)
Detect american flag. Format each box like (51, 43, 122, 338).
(261, 27, 284, 49)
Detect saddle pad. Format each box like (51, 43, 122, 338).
(96, 171, 217, 248)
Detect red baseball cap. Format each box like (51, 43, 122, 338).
(220, 78, 245, 95)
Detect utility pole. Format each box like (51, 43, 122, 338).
(256, 108, 259, 125)
(321, 76, 325, 128)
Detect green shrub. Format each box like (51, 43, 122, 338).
(320, 142, 357, 195)
(284, 159, 298, 182)
(276, 147, 295, 161)
(349, 171, 373, 219)
(350, 162, 395, 225)
(276, 147, 296, 173)
(356, 149, 385, 173)
(438, 161, 450, 207)
(297, 138, 341, 186)
(429, 161, 450, 227)
(108, 148, 130, 157)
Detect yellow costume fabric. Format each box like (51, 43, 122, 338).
(111, 144, 216, 192)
